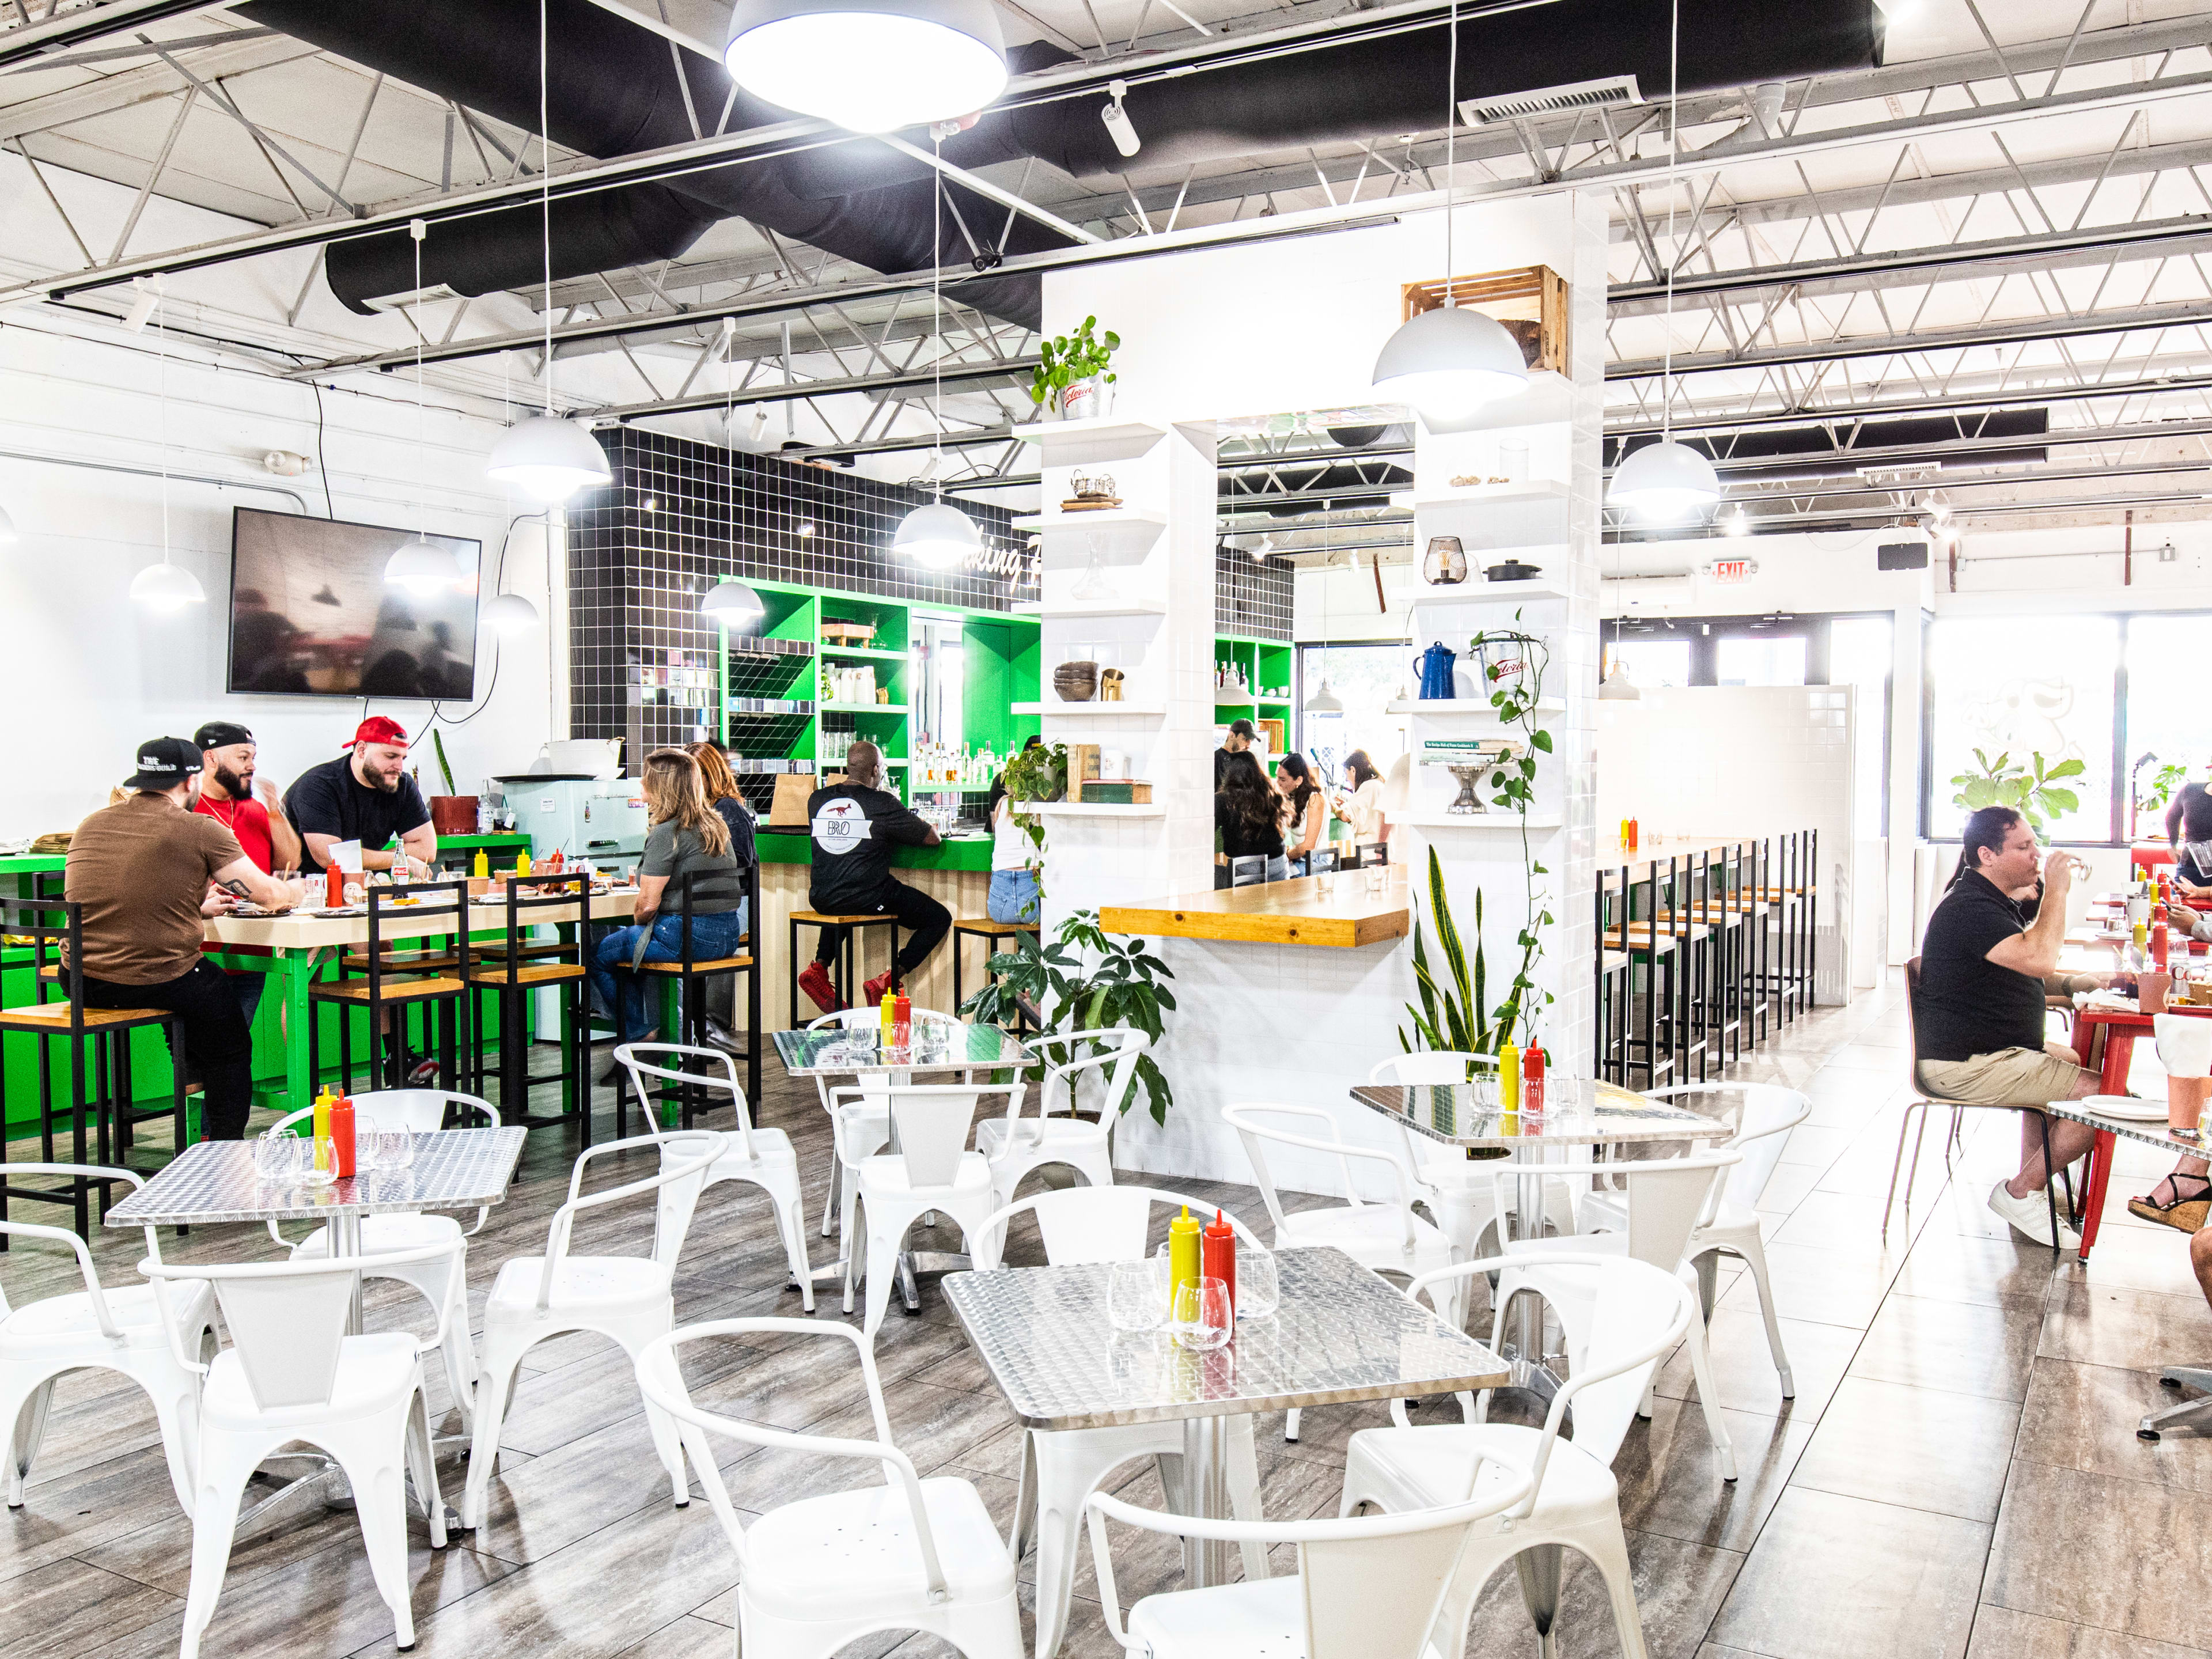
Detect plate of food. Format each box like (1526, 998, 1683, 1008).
(2084, 1093, 2171, 1122)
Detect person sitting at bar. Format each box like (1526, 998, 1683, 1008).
(65, 738, 294, 1140)
(796, 740, 948, 1015)
(1214, 719, 1256, 788)
(589, 748, 749, 1048)
(2168, 782, 2212, 891)
(192, 719, 301, 1029)
(688, 740, 759, 1054)
(1215, 749, 1287, 888)
(1334, 748, 1390, 847)
(1276, 752, 1325, 875)
(284, 715, 436, 877)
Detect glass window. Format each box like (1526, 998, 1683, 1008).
(1927, 615, 2117, 843)
(2123, 614, 2212, 841)
(1716, 634, 1807, 686)
(1829, 616, 1892, 842)
(1603, 638, 1692, 689)
(1297, 643, 1409, 789)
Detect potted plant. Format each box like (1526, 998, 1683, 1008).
(1950, 747, 2084, 835)
(426, 729, 479, 836)
(1029, 316, 1120, 421)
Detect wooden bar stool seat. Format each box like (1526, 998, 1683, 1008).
(465, 939, 567, 963)
(788, 906, 899, 1025)
(309, 974, 468, 1003)
(623, 869, 761, 1133)
(338, 947, 462, 974)
(463, 874, 594, 1138)
(0, 1002, 158, 1030)
(467, 962, 586, 987)
(309, 882, 468, 1097)
(638, 953, 753, 975)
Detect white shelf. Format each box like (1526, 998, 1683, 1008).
(821, 702, 908, 714)
(1392, 699, 1560, 719)
(1013, 417, 1167, 465)
(1393, 480, 1571, 512)
(1013, 701, 1166, 718)
(1014, 508, 1168, 554)
(1406, 813, 1565, 831)
(1030, 801, 1166, 818)
(1013, 597, 1169, 620)
(1411, 577, 1574, 603)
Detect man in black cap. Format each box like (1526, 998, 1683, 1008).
(1215, 719, 1257, 788)
(65, 738, 296, 1139)
(796, 741, 949, 1014)
(192, 721, 300, 1030)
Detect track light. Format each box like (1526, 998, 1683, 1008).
(1100, 79, 1141, 158)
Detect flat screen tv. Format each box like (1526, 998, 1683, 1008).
(227, 507, 482, 699)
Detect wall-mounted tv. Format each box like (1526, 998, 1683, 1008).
(228, 507, 482, 699)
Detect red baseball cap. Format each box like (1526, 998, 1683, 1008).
(345, 716, 410, 749)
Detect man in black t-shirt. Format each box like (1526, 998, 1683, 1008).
(283, 715, 437, 876)
(1213, 719, 1256, 789)
(798, 741, 949, 1014)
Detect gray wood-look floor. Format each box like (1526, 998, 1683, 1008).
(4, 976, 2210, 1659)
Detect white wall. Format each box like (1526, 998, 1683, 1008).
(0, 317, 557, 842)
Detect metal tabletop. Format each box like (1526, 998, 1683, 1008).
(2049, 1100, 2207, 1156)
(104, 1127, 528, 1227)
(1350, 1075, 1715, 1147)
(772, 1021, 1030, 1077)
(942, 1245, 1509, 1433)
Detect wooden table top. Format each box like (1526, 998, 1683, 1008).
(1100, 868, 1410, 949)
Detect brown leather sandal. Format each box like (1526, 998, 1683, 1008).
(2127, 1173, 2212, 1233)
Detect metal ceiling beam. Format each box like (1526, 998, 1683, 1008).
(1680, 418, 2212, 477)
(0, 28, 307, 139)
(0, 0, 232, 70)
(594, 354, 1041, 422)
(1608, 298, 2212, 381)
(1714, 457, 2212, 508)
(1612, 371, 2212, 438)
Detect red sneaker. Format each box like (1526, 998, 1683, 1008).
(862, 971, 894, 1006)
(797, 961, 844, 1015)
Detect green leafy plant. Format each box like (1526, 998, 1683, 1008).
(959, 909, 1177, 1123)
(999, 740, 1066, 904)
(430, 728, 457, 796)
(2141, 760, 2188, 815)
(1949, 747, 2084, 834)
(1028, 316, 1120, 409)
(1466, 617, 1555, 1049)
(1402, 844, 1494, 1054)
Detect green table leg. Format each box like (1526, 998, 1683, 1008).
(282, 949, 316, 1113)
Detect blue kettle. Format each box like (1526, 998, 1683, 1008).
(1418, 641, 1458, 700)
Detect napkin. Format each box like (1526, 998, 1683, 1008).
(2155, 1013, 2212, 1078)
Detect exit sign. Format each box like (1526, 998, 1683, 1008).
(1705, 557, 1759, 585)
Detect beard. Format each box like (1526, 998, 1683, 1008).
(369, 768, 400, 794)
(213, 763, 252, 800)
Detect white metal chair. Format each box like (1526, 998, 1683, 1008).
(808, 1006, 963, 1241)
(1578, 1083, 1809, 1397)
(2, 1164, 217, 1516)
(1224, 1101, 1456, 1441)
(618, 1042, 816, 1311)
(973, 1026, 1147, 1205)
(850, 1084, 1015, 1335)
(144, 1241, 457, 1659)
(972, 1184, 1271, 1659)
(1339, 1254, 1698, 1659)
(1367, 1053, 1578, 1252)
(1085, 1468, 1536, 1659)
(637, 1318, 1021, 1659)
(1486, 1150, 1743, 1480)
(462, 1130, 722, 1530)
(268, 1089, 499, 1426)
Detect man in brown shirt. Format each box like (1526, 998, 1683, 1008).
(66, 738, 294, 1139)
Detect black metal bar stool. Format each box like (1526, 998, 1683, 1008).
(622, 866, 759, 1134)
(464, 872, 594, 1138)
(309, 881, 467, 1096)
(0, 891, 185, 1240)
(788, 908, 900, 1023)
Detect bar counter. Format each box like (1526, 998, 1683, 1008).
(1099, 868, 1411, 949)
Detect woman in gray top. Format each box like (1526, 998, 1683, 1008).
(588, 748, 749, 1045)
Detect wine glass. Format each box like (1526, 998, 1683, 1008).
(1172, 1277, 1233, 1353)
(1108, 1257, 1166, 1332)
(1238, 1249, 1281, 1320)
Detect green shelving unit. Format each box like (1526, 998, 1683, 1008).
(1214, 633, 1296, 738)
(715, 578, 1040, 809)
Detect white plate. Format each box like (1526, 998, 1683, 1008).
(2084, 1093, 2172, 1122)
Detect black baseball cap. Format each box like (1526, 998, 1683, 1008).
(193, 721, 254, 751)
(1227, 719, 1257, 739)
(128, 737, 205, 791)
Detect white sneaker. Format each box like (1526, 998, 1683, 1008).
(1988, 1179, 2081, 1250)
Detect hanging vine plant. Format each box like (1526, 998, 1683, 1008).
(1468, 615, 1554, 1050)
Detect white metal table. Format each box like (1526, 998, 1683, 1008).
(105, 1126, 527, 1535)
(1350, 1075, 1722, 1397)
(943, 1245, 1509, 1590)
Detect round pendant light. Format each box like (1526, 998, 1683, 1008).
(387, 535, 460, 594)
(1598, 660, 1642, 701)
(1305, 679, 1344, 715)
(1608, 439, 1721, 523)
(487, 415, 612, 504)
(130, 558, 204, 610)
(482, 591, 541, 633)
(700, 576, 768, 632)
(893, 499, 980, 569)
(1372, 304, 1529, 424)
(724, 0, 1006, 132)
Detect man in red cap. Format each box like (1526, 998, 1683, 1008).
(282, 715, 438, 878)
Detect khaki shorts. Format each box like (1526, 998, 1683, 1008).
(1917, 1044, 2087, 1106)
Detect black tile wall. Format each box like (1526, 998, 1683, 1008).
(1215, 546, 1294, 641)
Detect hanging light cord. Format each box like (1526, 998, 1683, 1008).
(1444, 0, 1457, 308)
(931, 128, 945, 495)
(414, 227, 427, 543)
(1661, 0, 1679, 444)
(539, 0, 555, 417)
(156, 283, 169, 566)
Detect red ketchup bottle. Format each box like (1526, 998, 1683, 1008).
(1201, 1209, 1237, 1319)
(325, 862, 344, 907)
(893, 989, 912, 1045)
(331, 1094, 357, 1178)
(1521, 1045, 1547, 1112)
(2153, 922, 2171, 969)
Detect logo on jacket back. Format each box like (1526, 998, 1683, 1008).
(812, 798, 872, 855)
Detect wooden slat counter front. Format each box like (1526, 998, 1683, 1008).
(1100, 868, 1411, 949)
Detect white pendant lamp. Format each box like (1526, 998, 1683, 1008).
(893, 499, 980, 569)
(1305, 679, 1344, 715)
(487, 2, 612, 505)
(724, 0, 1006, 133)
(701, 576, 768, 631)
(482, 590, 541, 632)
(0, 505, 16, 546)
(1370, 0, 1528, 424)
(1606, 0, 1719, 528)
(1598, 659, 1641, 700)
(386, 533, 460, 593)
(130, 558, 204, 610)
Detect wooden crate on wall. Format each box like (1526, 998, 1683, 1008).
(1400, 265, 1569, 376)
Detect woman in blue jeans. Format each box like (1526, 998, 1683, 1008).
(988, 793, 1040, 925)
(589, 748, 749, 1046)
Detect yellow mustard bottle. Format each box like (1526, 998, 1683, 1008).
(311, 1086, 335, 1171)
(1168, 1205, 1202, 1308)
(1498, 1043, 1520, 1112)
(472, 847, 489, 878)
(515, 849, 531, 876)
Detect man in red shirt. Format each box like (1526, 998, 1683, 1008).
(192, 721, 301, 1027)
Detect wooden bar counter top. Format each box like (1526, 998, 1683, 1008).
(1100, 867, 1410, 949)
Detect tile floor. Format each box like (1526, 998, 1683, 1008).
(3, 970, 2210, 1659)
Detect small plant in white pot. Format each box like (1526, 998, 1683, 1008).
(1029, 316, 1120, 421)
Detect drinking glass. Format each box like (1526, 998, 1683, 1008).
(1172, 1277, 1233, 1353)
(302, 1132, 339, 1187)
(1237, 1249, 1281, 1320)
(252, 1127, 304, 1184)
(354, 1118, 384, 1172)
(1108, 1257, 1167, 1332)
(377, 1123, 416, 1172)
